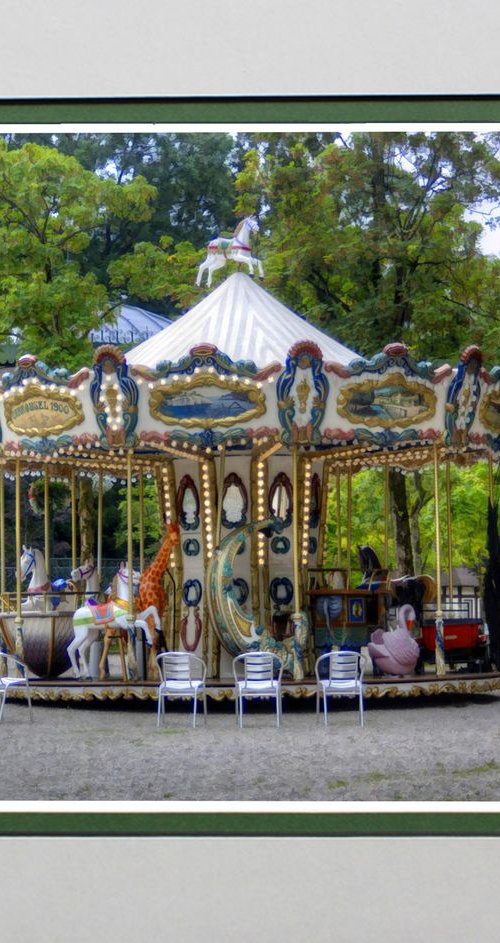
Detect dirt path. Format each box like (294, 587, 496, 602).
(1, 693, 500, 801)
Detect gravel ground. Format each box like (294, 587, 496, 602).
(1, 693, 500, 801)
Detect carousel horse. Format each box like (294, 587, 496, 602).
(70, 558, 100, 602)
(20, 546, 76, 612)
(357, 545, 436, 623)
(196, 216, 264, 287)
(68, 524, 179, 679)
(368, 604, 420, 676)
(67, 564, 159, 680)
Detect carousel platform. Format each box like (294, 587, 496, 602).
(16, 669, 500, 704)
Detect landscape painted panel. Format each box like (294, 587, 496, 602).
(337, 376, 436, 428)
(480, 390, 500, 432)
(149, 376, 266, 428)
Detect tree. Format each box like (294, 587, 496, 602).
(3, 132, 239, 315)
(0, 141, 156, 368)
(235, 131, 500, 572)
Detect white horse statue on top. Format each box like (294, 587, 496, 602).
(67, 562, 160, 680)
(196, 215, 264, 287)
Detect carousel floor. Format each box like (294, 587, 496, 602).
(20, 669, 500, 702)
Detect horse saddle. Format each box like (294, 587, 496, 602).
(88, 601, 115, 625)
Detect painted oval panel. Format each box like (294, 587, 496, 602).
(269, 472, 292, 527)
(149, 375, 266, 428)
(177, 474, 200, 531)
(338, 376, 436, 428)
(480, 389, 500, 432)
(222, 473, 248, 528)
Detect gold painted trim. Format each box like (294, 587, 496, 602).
(10, 674, 500, 703)
(149, 375, 266, 429)
(480, 388, 500, 432)
(4, 387, 84, 436)
(337, 375, 436, 428)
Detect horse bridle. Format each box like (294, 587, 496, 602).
(76, 562, 96, 580)
(21, 549, 36, 579)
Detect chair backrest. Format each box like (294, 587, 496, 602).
(156, 651, 206, 683)
(0, 652, 29, 680)
(233, 651, 283, 684)
(315, 650, 365, 684)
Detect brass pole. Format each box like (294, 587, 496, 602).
(346, 462, 352, 589)
(14, 459, 23, 654)
(127, 450, 134, 621)
(97, 470, 103, 586)
(0, 460, 5, 598)
(316, 461, 330, 568)
(138, 469, 144, 574)
(336, 467, 342, 566)
(488, 453, 495, 505)
(384, 462, 390, 569)
(292, 445, 301, 616)
(446, 461, 453, 604)
(71, 469, 77, 570)
(433, 443, 446, 676)
(44, 466, 50, 582)
(215, 443, 226, 546)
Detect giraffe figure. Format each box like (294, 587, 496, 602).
(135, 521, 180, 674)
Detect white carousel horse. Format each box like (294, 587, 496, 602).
(196, 215, 264, 287)
(20, 547, 55, 612)
(67, 562, 160, 680)
(70, 559, 100, 599)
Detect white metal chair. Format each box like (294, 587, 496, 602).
(0, 653, 33, 723)
(232, 651, 283, 728)
(315, 650, 365, 727)
(156, 652, 207, 728)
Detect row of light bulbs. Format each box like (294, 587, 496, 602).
(301, 460, 313, 566)
(201, 462, 214, 560)
(161, 465, 175, 568)
(256, 460, 266, 566)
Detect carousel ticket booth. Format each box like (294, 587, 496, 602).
(0, 272, 499, 700)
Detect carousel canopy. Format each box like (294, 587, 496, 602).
(126, 272, 358, 369)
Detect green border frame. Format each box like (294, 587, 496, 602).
(1, 95, 500, 123)
(0, 812, 499, 836)
(1, 95, 500, 837)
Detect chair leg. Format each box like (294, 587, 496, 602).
(193, 692, 198, 729)
(156, 693, 162, 727)
(239, 691, 244, 728)
(316, 689, 320, 720)
(235, 690, 239, 725)
(203, 691, 207, 724)
(0, 688, 6, 723)
(323, 689, 328, 727)
(359, 692, 364, 727)
(276, 693, 280, 728)
(26, 685, 33, 723)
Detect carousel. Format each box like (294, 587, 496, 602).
(1, 227, 500, 702)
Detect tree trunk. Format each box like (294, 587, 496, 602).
(409, 471, 433, 574)
(390, 469, 415, 575)
(78, 477, 95, 563)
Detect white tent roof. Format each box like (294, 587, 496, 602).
(126, 273, 357, 369)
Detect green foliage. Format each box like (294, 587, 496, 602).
(114, 481, 162, 560)
(0, 141, 156, 368)
(235, 131, 500, 364)
(324, 463, 491, 580)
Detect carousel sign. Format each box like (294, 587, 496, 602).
(4, 387, 84, 436)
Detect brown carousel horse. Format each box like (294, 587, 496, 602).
(357, 545, 436, 624)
